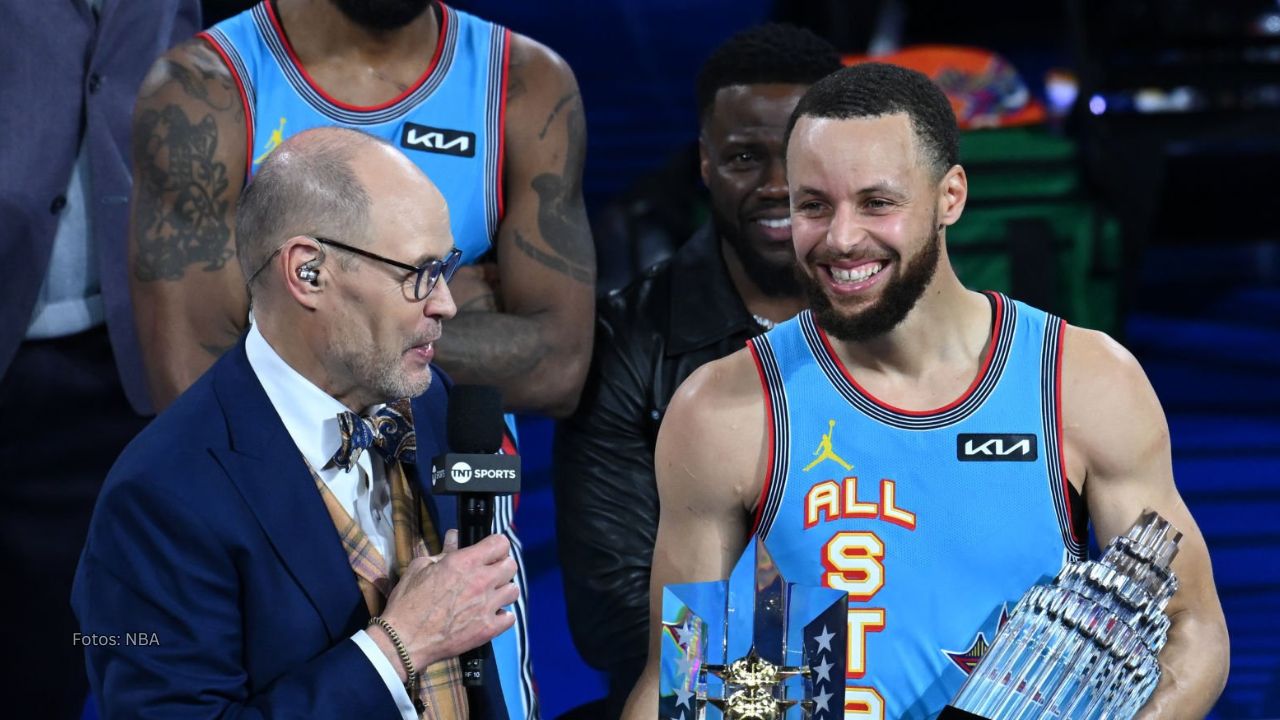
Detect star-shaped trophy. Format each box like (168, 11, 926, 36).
(660, 537, 848, 719)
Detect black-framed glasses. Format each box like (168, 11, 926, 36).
(314, 237, 462, 300)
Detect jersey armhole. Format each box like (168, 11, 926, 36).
(746, 339, 776, 538)
(197, 31, 255, 179)
(1054, 317, 1088, 552)
(495, 28, 512, 224)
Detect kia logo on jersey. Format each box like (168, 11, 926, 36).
(399, 122, 477, 158)
(956, 433, 1038, 461)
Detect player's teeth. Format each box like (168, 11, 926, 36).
(757, 217, 791, 229)
(831, 263, 884, 283)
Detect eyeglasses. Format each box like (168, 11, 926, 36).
(314, 237, 462, 300)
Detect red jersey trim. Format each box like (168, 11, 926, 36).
(816, 291, 1005, 417)
(262, 0, 449, 113)
(746, 339, 776, 537)
(1053, 317, 1082, 546)
(198, 32, 255, 176)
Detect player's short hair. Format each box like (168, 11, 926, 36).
(785, 62, 960, 180)
(696, 23, 843, 124)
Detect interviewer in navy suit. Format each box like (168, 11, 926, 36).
(73, 127, 516, 719)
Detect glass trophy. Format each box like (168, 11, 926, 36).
(660, 536, 848, 720)
(941, 510, 1182, 720)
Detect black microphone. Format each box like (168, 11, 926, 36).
(430, 385, 520, 688)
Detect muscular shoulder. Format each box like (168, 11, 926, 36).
(667, 346, 763, 421)
(132, 36, 247, 165)
(1061, 324, 1170, 481)
(506, 32, 577, 97)
(137, 38, 241, 110)
(504, 32, 581, 139)
(657, 346, 768, 513)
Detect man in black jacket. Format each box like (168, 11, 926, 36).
(552, 24, 843, 716)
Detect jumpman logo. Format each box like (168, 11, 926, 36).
(803, 419, 853, 472)
(254, 117, 287, 164)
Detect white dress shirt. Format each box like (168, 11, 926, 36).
(245, 323, 418, 719)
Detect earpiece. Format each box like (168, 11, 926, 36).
(297, 265, 319, 285)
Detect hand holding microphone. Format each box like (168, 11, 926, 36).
(376, 529, 518, 674)
(431, 385, 521, 687)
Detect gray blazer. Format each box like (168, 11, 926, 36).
(0, 0, 201, 413)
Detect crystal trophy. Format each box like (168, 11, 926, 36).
(660, 537, 848, 719)
(940, 510, 1182, 720)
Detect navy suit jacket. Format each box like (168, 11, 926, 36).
(72, 341, 509, 719)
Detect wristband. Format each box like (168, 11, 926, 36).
(368, 616, 420, 707)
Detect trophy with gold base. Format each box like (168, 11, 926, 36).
(940, 510, 1182, 720)
(660, 537, 848, 720)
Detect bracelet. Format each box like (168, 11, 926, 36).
(368, 616, 419, 699)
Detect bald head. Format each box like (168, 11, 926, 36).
(236, 127, 388, 295)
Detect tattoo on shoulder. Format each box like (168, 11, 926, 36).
(132, 47, 243, 283)
(140, 46, 239, 116)
(538, 92, 579, 139)
(526, 94, 594, 284)
(513, 230, 592, 285)
(133, 104, 235, 282)
(168, 61, 237, 113)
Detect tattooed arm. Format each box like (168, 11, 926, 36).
(430, 34, 594, 417)
(129, 39, 249, 412)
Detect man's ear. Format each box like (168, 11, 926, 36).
(282, 237, 326, 309)
(938, 164, 968, 229)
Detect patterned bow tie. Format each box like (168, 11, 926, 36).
(328, 399, 417, 470)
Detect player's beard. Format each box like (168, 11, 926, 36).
(803, 222, 942, 342)
(331, 0, 433, 31)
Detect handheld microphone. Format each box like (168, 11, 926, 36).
(431, 385, 520, 688)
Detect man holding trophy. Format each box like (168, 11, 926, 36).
(623, 63, 1228, 719)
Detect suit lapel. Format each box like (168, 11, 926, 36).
(209, 343, 366, 642)
(411, 372, 454, 535)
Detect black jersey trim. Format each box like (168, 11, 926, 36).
(802, 292, 1015, 430)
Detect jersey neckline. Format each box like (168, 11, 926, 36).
(807, 291, 1014, 429)
(261, 0, 453, 115)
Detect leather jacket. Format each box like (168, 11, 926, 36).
(553, 224, 765, 714)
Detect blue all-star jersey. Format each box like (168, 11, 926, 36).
(202, 1, 509, 264)
(747, 292, 1087, 719)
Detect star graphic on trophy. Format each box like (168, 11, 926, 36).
(659, 537, 848, 719)
(664, 615, 699, 651)
(813, 625, 836, 654)
(813, 657, 834, 685)
(812, 688, 834, 718)
(675, 684, 695, 709)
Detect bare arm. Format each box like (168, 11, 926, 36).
(431, 34, 594, 418)
(620, 350, 766, 719)
(1062, 326, 1230, 719)
(129, 39, 250, 411)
